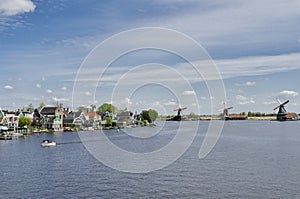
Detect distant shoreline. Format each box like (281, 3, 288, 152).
(160, 115, 288, 121)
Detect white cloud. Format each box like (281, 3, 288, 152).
(4, 85, 13, 90)
(198, 53, 300, 81)
(151, 0, 300, 46)
(164, 101, 176, 106)
(46, 89, 52, 94)
(235, 95, 255, 105)
(211, 53, 300, 80)
(52, 97, 69, 102)
(122, 97, 132, 105)
(236, 81, 256, 86)
(0, 0, 36, 16)
(36, 83, 41, 88)
(61, 86, 67, 91)
(263, 101, 277, 105)
(276, 90, 298, 98)
(59, 36, 99, 50)
(85, 91, 91, 96)
(75, 52, 300, 87)
(182, 90, 195, 96)
(245, 82, 255, 86)
(236, 95, 247, 101)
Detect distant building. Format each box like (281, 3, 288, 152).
(285, 113, 298, 121)
(85, 112, 101, 128)
(3, 111, 20, 130)
(0, 109, 8, 132)
(64, 111, 87, 129)
(102, 111, 115, 120)
(32, 108, 43, 127)
(117, 111, 134, 127)
(224, 114, 247, 120)
(40, 106, 64, 131)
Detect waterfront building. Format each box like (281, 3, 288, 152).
(84, 112, 102, 129)
(64, 111, 87, 129)
(40, 106, 64, 131)
(116, 111, 134, 127)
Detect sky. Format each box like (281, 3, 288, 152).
(0, 0, 300, 115)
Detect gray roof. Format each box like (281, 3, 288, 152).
(65, 111, 82, 119)
(40, 107, 59, 115)
(63, 112, 83, 124)
(118, 111, 133, 117)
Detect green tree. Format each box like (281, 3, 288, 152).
(22, 103, 34, 113)
(141, 109, 158, 123)
(90, 104, 96, 112)
(106, 117, 113, 127)
(39, 102, 46, 110)
(149, 109, 158, 122)
(97, 103, 118, 115)
(77, 106, 87, 113)
(19, 116, 32, 127)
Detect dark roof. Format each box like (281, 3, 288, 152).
(2, 110, 18, 115)
(33, 109, 42, 118)
(65, 111, 82, 119)
(63, 118, 75, 124)
(118, 111, 133, 117)
(40, 107, 59, 115)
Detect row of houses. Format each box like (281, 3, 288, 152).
(0, 106, 142, 132)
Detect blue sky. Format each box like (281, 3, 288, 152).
(1, 0, 300, 115)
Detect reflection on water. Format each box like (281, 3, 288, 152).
(1, 121, 300, 198)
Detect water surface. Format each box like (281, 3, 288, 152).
(1, 121, 300, 198)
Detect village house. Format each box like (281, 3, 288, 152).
(84, 112, 101, 129)
(64, 111, 87, 129)
(3, 111, 20, 131)
(116, 111, 134, 127)
(0, 108, 8, 132)
(32, 108, 43, 127)
(40, 106, 64, 131)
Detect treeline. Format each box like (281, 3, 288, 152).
(243, 112, 276, 117)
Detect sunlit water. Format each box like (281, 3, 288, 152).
(1, 121, 300, 198)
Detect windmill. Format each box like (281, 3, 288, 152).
(167, 106, 187, 121)
(173, 106, 188, 117)
(222, 102, 233, 120)
(220, 101, 247, 120)
(273, 99, 289, 121)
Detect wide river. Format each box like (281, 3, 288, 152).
(1, 121, 300, 198)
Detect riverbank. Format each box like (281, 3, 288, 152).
(160, 115, 291, 121)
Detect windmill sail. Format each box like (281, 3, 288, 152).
(273, 99, 290, 121)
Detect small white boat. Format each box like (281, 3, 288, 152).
(41, 139, 56, 147)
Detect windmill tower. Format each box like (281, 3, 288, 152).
(174, 106, 187, 117)
(223, 102, 233, 120)
(168, 106, 187, 121)
(273, 99, 289, 121)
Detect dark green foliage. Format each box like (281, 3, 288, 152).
(141, 109, 158, 123)
(19, 116, 32, 127)
(97, 103, 118, 115)
(106, 117, 113, 127)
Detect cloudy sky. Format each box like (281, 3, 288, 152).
(1, 0, 300, 115)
